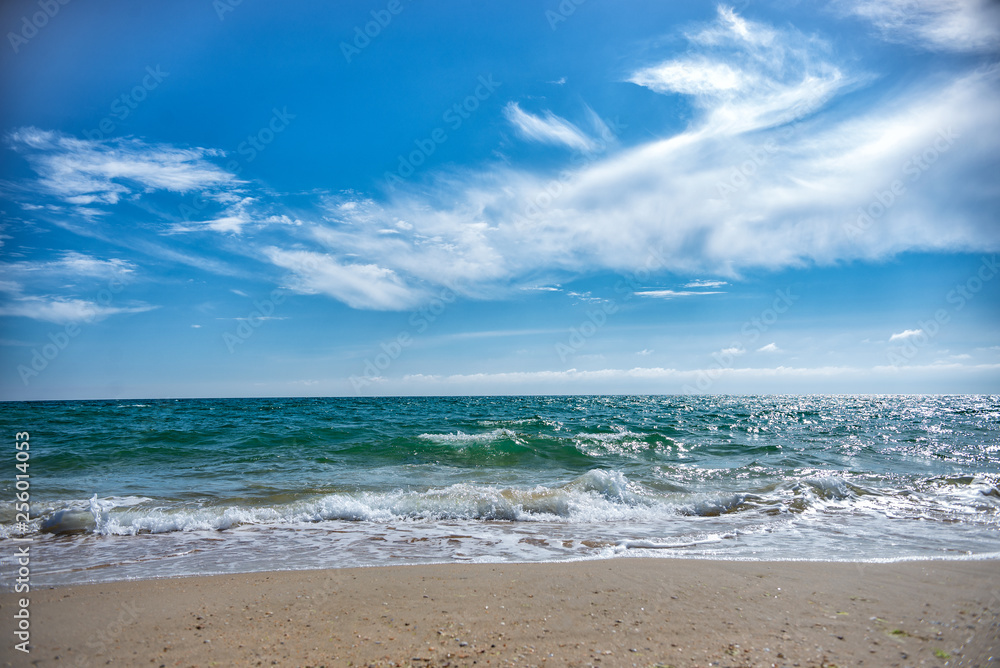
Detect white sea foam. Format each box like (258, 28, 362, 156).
(21, 469, 1000, 545)
(417, 428, 522, 445)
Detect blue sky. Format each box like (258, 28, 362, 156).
(1, 0, 998, 400)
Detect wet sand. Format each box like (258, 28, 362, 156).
(2, 558, 997, 667)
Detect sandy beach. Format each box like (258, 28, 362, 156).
(2, 558, 996, 667)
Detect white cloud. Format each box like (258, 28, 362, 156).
(253, 9, 995, 311)
(0, 253, 138, 312)
(503, 103, 600, 152)
(567, 291, 604, 303)
(390, 362, 1000, 393)
(248, 55, 998, 310)
(637, 348, 653, 356)
(9, 9, 1000, 314)
(836, 0, 1000, 52)
(2, 252, 136, 282)
(7, 127, 239, 207)
(0, 297, 156, 324)
(889, 328, 923, 341)
(0, 252, 150, 324)
(631, 60, 745, 97)
(629, 6, 848, 134)
(265, 247, 425, 310)
(637, 290, 725, 298)
(720, 346, 745, 356)
(757, 342, 781, 353)
(438, 328, 562, 341)
(684, 279, 728, 288)
(168, 198, 302, 235)
(56, 252, 135, 278)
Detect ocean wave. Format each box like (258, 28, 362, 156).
(417, 428, 523, 445)
(11, 470, 997, 539)
(574, 427, 649, 443)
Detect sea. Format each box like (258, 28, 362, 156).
(1, 395, 998, 586)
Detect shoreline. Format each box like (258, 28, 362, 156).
(18, 550, 1000, 590)
(2, 558, 997, 667)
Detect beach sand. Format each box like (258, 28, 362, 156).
(3, 559, 997, 667)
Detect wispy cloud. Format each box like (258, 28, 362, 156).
(246, 8, 996, 310)
(0, 252, 151, 324)
(6, 128, 240, 209)
(636, 290, 725, 298)
(2, 252, 135, 281)
(836, 0, 1000, 52)
(757, 342, 781, 353)
(439, 328, 563, 341)
(168, 197, 302, 235)
(6, 8, 999, 313)
(265, 247, 425, 311)
(629, 5, 848, 134)
(684, 279, 728, 288)
(503, 102, 601, 152)
(0, 297, 156, 324)
(0, 252, 138, 303)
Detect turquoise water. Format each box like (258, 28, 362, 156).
(1, 395, 999, 585)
